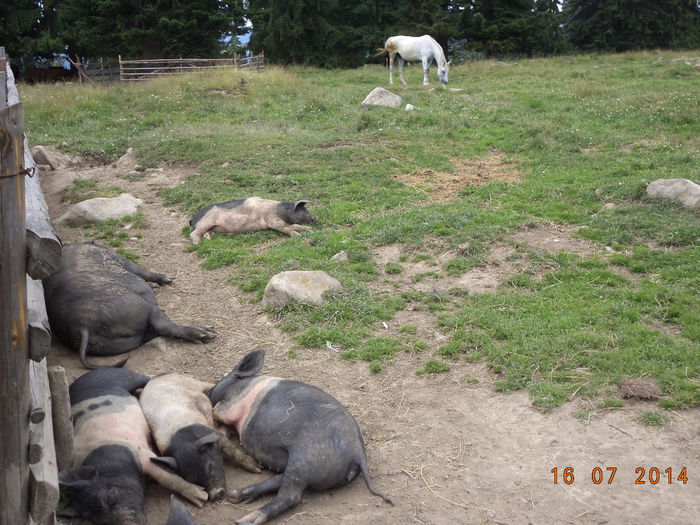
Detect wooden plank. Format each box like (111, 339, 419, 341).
(27, 276, 51, 362)
(24, 148, 62, 279)
(47, 366, 73, 472)
(1, 47, 7, 108)
(0, 98, 30, 525)
(5, 55, 20, 107)
(28, 359, 59, 523)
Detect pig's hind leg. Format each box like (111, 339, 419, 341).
(147, 308, 216, 344)
(231, 473, 306, 524)
(219, 431, 261, 473)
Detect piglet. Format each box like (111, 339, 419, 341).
(140, 373, 261, 502)
(59, 368, 208, 525)
(208, 350, 393, 524)
(188, 197, 317, 244)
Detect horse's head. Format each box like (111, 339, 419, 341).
(438, 60, 450, 85)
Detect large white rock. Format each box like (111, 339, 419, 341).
(57, 193, 144, 225)
(262, 271, 343, 308)
(361, 87, 402, 108)
(646, 178, 700, 208)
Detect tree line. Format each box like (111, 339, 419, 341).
(2, 0, 699, 71)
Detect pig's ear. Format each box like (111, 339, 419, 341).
(233, 349, 266, 378)
(194, 431, 221, 451)
(294, 200, 310, 210)
(151, 456, 179, 472)
(59, 465, 98, 487)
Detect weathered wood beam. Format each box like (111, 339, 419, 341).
(28, 359, 59, 523)
(5, 58, 62, 279)
(24, 157, 62, 279)
(47, 366, 73, 472)
(0, 53, 30, 523)
(27, 276, 51, 362)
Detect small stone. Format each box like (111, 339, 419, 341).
(330, 250, 349, 262)
(361, 87, 402, 108)
(31, 146, 57, 170)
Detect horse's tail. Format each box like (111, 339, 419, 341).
(373, 47, 388, 58)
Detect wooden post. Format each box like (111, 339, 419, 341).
(4, 58, 62, 280)
(47, 366, 73, 472)
(27, 276, 51, 362)
(0, 48, 6, 108)
(0, 46, 31, 525)
(28, 359, 59, 523)
(118, 54, 123, 82)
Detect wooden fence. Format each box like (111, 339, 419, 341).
(118, 53, 264, 81)
(1, 46, 69, 525)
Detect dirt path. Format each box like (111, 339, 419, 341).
(42, 154, 699, 525)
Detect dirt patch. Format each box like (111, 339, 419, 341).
(393, 152, 521, 203)
(619, 139, 662, 153)
(42, 151, 699, 525)
(513, 223, 598, 256)
(318, 140, 356, 149)
(370, 224, 602, 297)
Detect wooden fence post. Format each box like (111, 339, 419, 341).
(0, 46, 31, 525)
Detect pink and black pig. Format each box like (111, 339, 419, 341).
(59, 368, 208, 525)
(188, 197, 317, 244)
(43, 242, 215, 369)
(207, 350, 393, 524)
(140, 373, 260, 502)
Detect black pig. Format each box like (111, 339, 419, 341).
(207, 350, 393, 524)
(59, 368, 207, 525)
(43, 242, 215, 369)
(188, 197, 317, 244)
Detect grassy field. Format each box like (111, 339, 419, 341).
(22, 51, 700, 411)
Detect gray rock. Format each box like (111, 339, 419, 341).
(116, 147, 136, 170)
(57, 193, 144, 225)
(646, 178, 700, 208)
(31, 145, 57, 170)
(361, 87, 402, 108)
(262, 271, 343, 308)
(330, 251, 349, 262)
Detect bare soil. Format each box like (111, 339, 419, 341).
(42, 150, 699, 525)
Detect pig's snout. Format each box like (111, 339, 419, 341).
(208, 486, 225, 501)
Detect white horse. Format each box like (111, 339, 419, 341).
(377, 35, 450, 88)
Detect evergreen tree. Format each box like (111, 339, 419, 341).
(563, 0, 700, 52)
(59, 0, 246, 59)
(248, 0, 363, 67)
(0, 0, 63, 65)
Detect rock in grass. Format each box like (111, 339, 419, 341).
(361, 87, 402, 108)
(57, 193, 143, 225)
(619, 378, 662, 400)
(262, 271, 342, 308)
(31, 145, 57, 170)
(646, 178, 700, 208)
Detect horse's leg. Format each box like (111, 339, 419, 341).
(398, 56, 406, 84)
(422, 58, 430, 86)
(388, 53, 395, 84)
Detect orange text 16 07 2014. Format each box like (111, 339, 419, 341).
(550, 466, 688, 485)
